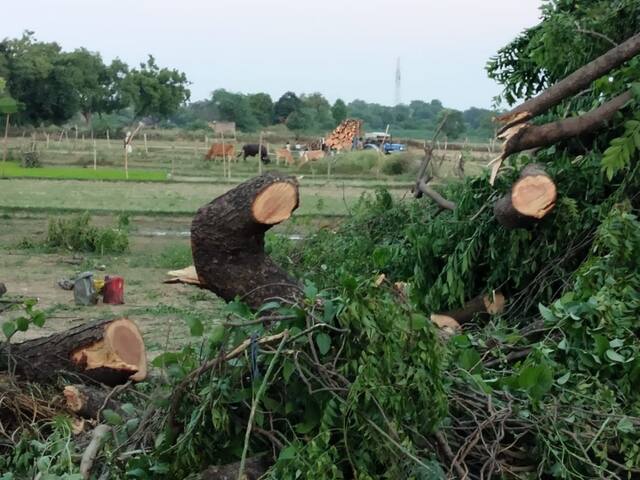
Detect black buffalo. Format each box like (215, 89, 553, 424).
(239, 144, 270, 163)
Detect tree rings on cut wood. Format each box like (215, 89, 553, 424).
(494, 163, 557, 229)
(191, 172, 301, 309)
(0, 318, 146, 386)
(431, 292, 505, 329)
(252, 181, 299, 224)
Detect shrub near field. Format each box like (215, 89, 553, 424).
(46, 212, 129, 254)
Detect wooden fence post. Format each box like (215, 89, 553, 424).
(258, 132, 263, 175)
(106, 129, 111, 149)
(144, 133, 148, 154)
(2, 113, 10, 167)
(93, 139, 97, 170)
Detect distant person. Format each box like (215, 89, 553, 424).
(285, 141, 291, 151)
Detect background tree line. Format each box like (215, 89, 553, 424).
(172, 90, 497, 140)
(1, 31, 497, 140)
(0, 32, 191, 130)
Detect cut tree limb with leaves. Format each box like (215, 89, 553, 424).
(489, 30, 640, 184)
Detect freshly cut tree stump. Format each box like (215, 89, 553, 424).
(191, 172, 301, 309)
(431, 292, 505, 327)
(494, 164, 557, 229)
(63, 384, 119, 420)
(0, 318, 146, 386)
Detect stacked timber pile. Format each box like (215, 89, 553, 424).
(325, 118, 362, 151)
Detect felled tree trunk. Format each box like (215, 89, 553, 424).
(431, 292, 505, 329)
(494, 164, 557, 229)
(0, 318, 146, 386)
(191, 172, 301, 309)
(63, 384, 120, 420)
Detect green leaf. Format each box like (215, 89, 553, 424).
(458, 348, 481, 373)
(2, 321, 17, 339)
(322, 300, 337, 323)
(257, 301, 281, 313)
(185, 317, 203, 337)
(282, 359, 295, 383)
(102, 409, 123, 426)
(121, 403, 137, 416)
(557, 372, 571, 385)
(605, 349, 625, 363)
(304, 281, 318, 299)
(409, 313, 427, 330)
(316, 332, 331, 355)
(617, 417, 635, 434)
(151, 352, 179, 368)
(126, 418, 140, 435)
(278, 445, 297, 460)
(15, 317, 29, 332)
(538, 303, 556, 322)
(31, 311, 46, 328)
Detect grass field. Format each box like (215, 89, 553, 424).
(0, 131, 491, 355)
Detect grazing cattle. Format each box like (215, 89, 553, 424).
(205, 143, 235, 161)
(275, 148, 295, 165)
(239, 143, 270, 163)
(301, 150, 325, 164)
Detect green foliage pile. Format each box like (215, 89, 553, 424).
(46, 212, 129, 254)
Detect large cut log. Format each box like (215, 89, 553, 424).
(494, 163, 557, 229)
(431, 292, 505, 329)
(63, 384, 120, 420)
(0, 318, 146, 386)
(191, 172, 301, 309)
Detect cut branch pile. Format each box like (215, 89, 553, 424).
(324, 118, 362, 151)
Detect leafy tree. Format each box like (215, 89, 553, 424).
(301, 92, 334, 130)
(273, 91, 301, 123)
(0, 32, 78, 124)
(122, 55, 190, 120)
(211, 89, 258, 132)
(285, 109, 312, 132)
(247, 93, 273, 126)
(331, 98, 347, 124)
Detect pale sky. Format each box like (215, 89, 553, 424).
(4, 0, 543, 110)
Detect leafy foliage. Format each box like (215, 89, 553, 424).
(46, 212, 129, 254)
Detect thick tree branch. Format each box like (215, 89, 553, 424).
(496, 32, 640, 133)
(417, 180, 456, 210)
(501, 90, 633, 157)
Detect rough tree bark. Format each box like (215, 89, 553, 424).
(500, 90, 633, 158)
(63, 384, 120, 420)
(191, 172, 301, 309)
(496, 32, 640, 132)
(494, 163, 557, 229)
(0, 318, 146, 386)
(431, 292, 505, 329)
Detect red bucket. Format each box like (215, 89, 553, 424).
(103, 275, 125, 304)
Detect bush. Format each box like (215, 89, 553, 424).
(46, 212, 128, 254)
(20, 150, 41, 168)
(381, 153, 411, 175)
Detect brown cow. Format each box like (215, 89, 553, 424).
(205, 143, 235, 161)
(301, 149, 325, 164)
(276, 148, 295, 165)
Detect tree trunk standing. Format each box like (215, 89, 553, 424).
(0, 318, 147, 386)
(191, 172, 301, 309)
(106, 129, 111, 149)
(2, 113, 9, 171)
(143, 133, 148, 154)
(494, 163, 557, 229)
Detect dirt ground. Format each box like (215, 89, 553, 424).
(0, 214, 232, 355)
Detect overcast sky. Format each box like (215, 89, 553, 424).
(5, 0, 542, 110)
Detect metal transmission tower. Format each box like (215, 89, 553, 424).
(394, 57, 402, 105)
